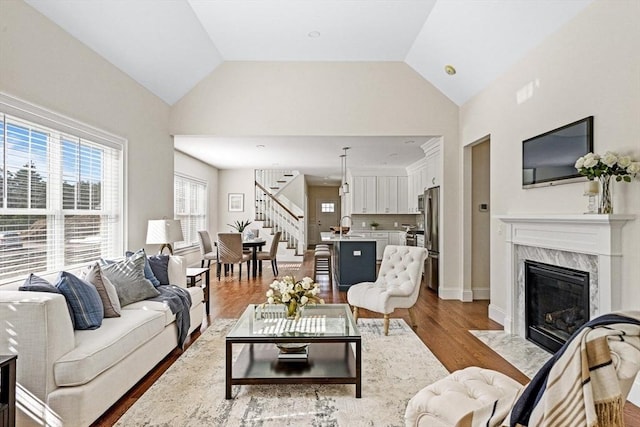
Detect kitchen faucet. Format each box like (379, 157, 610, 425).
(339, 215, 352, 240)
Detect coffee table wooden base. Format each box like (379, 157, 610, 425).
(225, 341, 361, 399)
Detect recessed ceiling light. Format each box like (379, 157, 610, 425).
(444, 65, 457, 75)
(308, 31, 321, 38)
(256, 144, 265, 148)
(389, 153, 398, 157)
(404, 140, 415, 144)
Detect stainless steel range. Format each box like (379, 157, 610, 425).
(405, 230, 423, 247)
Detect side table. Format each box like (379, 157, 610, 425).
(186, 267, 210, 315)
(0, 355, 16, 427)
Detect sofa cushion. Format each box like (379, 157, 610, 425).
(123, 286, 203, 326)
(101, 252, 160, 306)
(125, 248, 160, 287)
(81, 262, 121, 318)
(53, 309, 165, 387)
(55, 271, 104, 330)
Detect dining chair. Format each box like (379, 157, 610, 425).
(347, 245, 428, 335)
(216, 233, 251, 280)
(197, 230, 218, 269)
(257, 231, 281, 276)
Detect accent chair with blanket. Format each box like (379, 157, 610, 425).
(405, 311, 640, 427)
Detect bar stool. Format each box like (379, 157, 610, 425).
(313, 248, 332, 286)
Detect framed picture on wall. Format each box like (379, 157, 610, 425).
(228, 193, 244, 212)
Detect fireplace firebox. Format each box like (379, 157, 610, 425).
(525, 260, 589, 353)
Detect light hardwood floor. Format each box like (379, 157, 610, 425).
(94, 250, 640, 426)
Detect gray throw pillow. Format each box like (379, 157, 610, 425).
(55, 271, 104, 330)
(101, 252, 160, 306)
(82, 262, 122, 318)
(125, 248, 160, 287)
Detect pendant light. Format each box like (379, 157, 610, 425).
(342, 147, 350, 194)
(339, 153, 345, 196)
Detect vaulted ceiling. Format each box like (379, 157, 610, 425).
(23, 0, 594, 178)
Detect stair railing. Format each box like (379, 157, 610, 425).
(255, 181, 304, 255)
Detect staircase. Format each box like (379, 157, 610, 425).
(254, 170, 304, 261)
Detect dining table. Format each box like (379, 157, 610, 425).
(243, 238, 266, 278)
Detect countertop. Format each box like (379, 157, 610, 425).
(320, 232, 376, 242)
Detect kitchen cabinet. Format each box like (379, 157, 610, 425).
(332, 240, 377, 291)
(352, 176, 376, 214)
(351, 175, 409, 214)
(388, 231, 404, 246)
(361, 231, 389, 260)
(424, 139, 441, 189)
(376, 176, 398, 214)
(397, 176, 409, 213)
(407, 165, 426, 213)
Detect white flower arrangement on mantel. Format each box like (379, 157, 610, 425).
(575, 151, 639, 214)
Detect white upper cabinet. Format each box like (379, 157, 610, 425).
(423, 138, 441, 189)
(397, 176, 409, 214)
(352, 176, 376, 214)
(376, 176, 398, 214)
(406, 159, 426, 213)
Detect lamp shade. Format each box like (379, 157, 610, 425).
(146, 219, 184, 245)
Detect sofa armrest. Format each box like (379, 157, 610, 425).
(0, 291, 75, 402)
(168, 255, 187, 288)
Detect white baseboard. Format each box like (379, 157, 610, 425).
(438, 288, 461, 300)
(488, 303, 506, 327)
(472, 288, 490, 300)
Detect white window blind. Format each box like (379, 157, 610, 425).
(174, 174, 207, 250)
(0, 110, 123, 283)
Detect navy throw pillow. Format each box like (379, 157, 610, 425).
(147, 254, 170, 285)
(20, 273, 76, 328)
(125, 249, 160, 287)
(55, 271, 104, 330)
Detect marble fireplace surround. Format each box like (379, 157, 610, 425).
(497, 214, 635, 336)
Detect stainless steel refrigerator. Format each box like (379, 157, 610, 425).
(423, 186, 439, 291)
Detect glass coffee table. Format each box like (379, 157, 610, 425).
(225, 303, 361, 399)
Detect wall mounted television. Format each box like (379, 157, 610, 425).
(522, 116, 594, 188)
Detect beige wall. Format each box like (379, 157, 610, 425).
(0, 0, 173, 251)
(171, 61, 462, 294)
(219, 169, 256, 233)
(471, 141, 490, 298)
(460, 0, 640, 318)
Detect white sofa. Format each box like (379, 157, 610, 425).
(0, 255, 204, 427)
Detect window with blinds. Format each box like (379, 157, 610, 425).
(174, 174, 207, 250)
(0, 112, 123, 283)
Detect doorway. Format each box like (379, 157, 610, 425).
(463, 137, 491, 301)
(307, 186, 340, 246)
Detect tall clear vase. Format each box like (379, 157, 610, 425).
(599, 175, 613, 214)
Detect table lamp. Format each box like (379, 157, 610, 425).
(146, 219, 184, 254)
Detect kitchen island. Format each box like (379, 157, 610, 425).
(320, 232, 377, 291)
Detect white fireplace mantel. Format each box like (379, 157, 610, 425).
(496, 214, 635, 334)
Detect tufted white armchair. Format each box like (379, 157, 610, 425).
(347, 245, 428, 335)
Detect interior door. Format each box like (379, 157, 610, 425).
(308, 199, 339, 245)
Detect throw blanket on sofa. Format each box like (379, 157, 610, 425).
(147, 285, 192, 349)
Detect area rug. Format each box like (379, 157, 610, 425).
(116, 318, 449, 426)
(469, 330, 552, 378)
